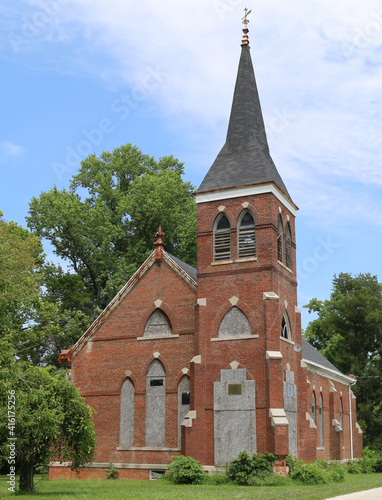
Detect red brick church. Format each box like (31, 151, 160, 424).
(50, 19, 362, 480)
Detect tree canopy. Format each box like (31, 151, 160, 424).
(304, 272, 382, 449)
(27, 144, 197, 315)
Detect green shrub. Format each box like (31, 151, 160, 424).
(329, 462, 345, 482)
(202, 473, 230, 485)
(290, 462, 328, 485)
(347, 460, 362, 474)
(167, 455, 205, 484)
(226, 451, 277, 485)
(315, 458, 330, 470)
(248, 473, 289, 487)
(105, 462, 118, 479)
(286, 455, 303, 472)
(374, 453, 382, 473)
(226, 451, 253, 485)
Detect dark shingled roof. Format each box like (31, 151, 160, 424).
(197, 44, 290, 198)
(166, 253, 198, 283)
(302, 337, 344, 375)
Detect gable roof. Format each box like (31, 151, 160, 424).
(197, 43, 290, 199)
(59, 251, 197, 364)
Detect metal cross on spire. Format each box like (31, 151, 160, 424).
(241, 7, 252, 46)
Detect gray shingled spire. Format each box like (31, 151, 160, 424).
(197, 39, 290, 198)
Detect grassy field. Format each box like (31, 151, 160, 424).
(0, 473, 381, 499)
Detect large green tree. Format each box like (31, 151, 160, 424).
(27, 144, 197, 316)
(0, 358, 96, 492)
(0, 213, 96, 492)
(304, 272, 382, 448)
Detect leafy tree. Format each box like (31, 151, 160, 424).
(27, 144, 197, 315)
(304, 273, 382, 448)
(0, 211, 45, 353)
(0, 356, 96, 492)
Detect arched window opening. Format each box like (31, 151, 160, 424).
(339, 398, 343, 430)
(238, 211, 256, 258)
(218, 306, 251, 338)
(285, 222, 292, 269)
(277, 216, 283, 262)
(178, 375, 190, 446)
(146, 360, 166, 446)
(312, 392, 316, 424)
(120, 378, 134, 447)
(214, 214, 231, 261)
(319, 394, 324, 448)
(144, 309, 172, 337)
(281, 312, 291, 340)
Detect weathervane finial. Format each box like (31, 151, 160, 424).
(241, 7, 252, 46)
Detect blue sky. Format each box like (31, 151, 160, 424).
(1, 0, 381, 328)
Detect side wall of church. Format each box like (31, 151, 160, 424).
(66, 260, 197, 470)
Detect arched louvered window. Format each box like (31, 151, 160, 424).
(238, 211, 256, 258)
(319, 394, 324, 447)
(277, 216, 283, 262)
(214, 214, 231, 261)
(281, 312, 291, 340)
(312, 392, 316, 424)
(285, 222, 292, 269)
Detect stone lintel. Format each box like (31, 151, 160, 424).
(263, 291, 280, 300)
(266, 351, 283, 360)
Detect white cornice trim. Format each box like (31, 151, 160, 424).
(303, 359, 356, 386)
(195, 183, 297, 216)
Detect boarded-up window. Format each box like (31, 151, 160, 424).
(144, 309, 172, 337)
(218, 307, 251, 338)
(178, 375, 190, 446)
(214, 214, 231, 261)
(312, 392, 316, 424)
(238, 211, 256, 258)
(120, 378, 134, 447)
(339, 398, 343, 430)
(285, 222, 292, 269)
(277, 216, 283, 262)
(146, 360, 166, 447)
(319, 394, 324, 447)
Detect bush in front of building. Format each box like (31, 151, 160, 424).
(288, 457, 345, 485)
(166, 455, 205, 485)
(226, 451, 277, 485)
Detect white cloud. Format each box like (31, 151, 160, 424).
(2, 0, 381, 231)
(0, 140, 24, 160)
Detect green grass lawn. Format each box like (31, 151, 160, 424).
(0, 473, 381, 499)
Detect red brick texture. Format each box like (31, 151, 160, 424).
(51, 188, 362, 480)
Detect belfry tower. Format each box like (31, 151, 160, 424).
(183, 11, 306, 466)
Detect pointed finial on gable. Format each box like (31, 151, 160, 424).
(154, 226, 166, 263)
(241, 7, 252, 46)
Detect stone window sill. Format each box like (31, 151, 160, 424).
(316, 447, 325, 451)
(234, 257, 257, 263)
(211, 335, 259, 342)
(280, 336, 295, 345)
(137, 334, 179, 341)
(277, 260, 293, 273)
(211, 259, 233, 266)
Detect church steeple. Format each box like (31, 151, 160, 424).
(197, 13, 290, 199)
